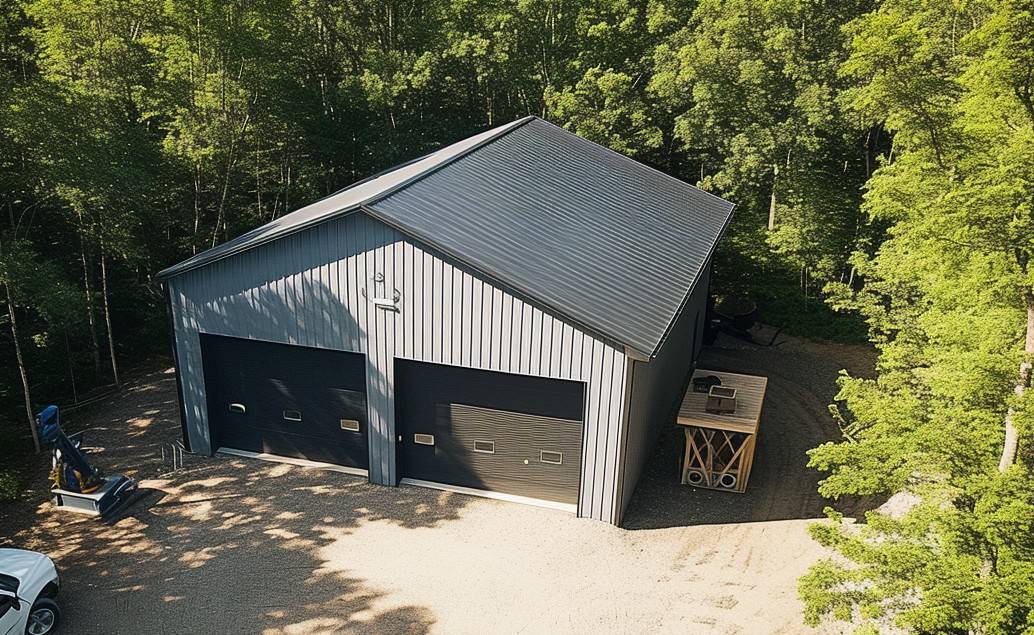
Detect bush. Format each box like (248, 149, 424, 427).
(0, 470, 21, 502)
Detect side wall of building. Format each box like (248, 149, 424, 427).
(167, 211, 630, 522)
(615, 259, 711, 522)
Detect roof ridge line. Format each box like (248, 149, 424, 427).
(362, 115, 537, 208)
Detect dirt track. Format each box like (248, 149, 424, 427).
(0, 333, 874, 634)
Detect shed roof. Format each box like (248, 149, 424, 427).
(158, 117, 734, 359)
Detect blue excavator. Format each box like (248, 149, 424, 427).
(36, 405, 138, 519)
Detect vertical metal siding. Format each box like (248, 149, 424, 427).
(615, 259, 713, 522)
(169, 211, 629, 522)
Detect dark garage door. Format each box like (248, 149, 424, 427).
(200, 334, 369, 470)
(395, 360, 585, 505)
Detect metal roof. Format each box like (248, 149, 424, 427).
(159, 116, 734, 359)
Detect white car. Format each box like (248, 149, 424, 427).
(0, 549, 60, 635)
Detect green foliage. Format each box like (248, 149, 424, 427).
(10, 2, 1033, 631)
(0, 0, 880, 444)
(0, 470, 20, 502)
(801, 1, 1034, 632)
(647, 0, 881, 326)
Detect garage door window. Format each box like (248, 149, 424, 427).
(340, 419, 361, 432)
(540, 450, 563, 465)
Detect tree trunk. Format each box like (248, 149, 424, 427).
(192, 162, 202, 255)
(65, 331, 78, 403)
(80, 233, 101, 374)
(5, 279, 39, 453)
(100, 244, 120, 387)
(768, 164, 779, 231)
(999, 288, 1034, 471)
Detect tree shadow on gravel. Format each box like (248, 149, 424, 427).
(0, 364, 468, 635)
(622, 335, 878, 530)
(7, 459, 466, 634)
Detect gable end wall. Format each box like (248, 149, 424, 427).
(167, 211, 630, 522)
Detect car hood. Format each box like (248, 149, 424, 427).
(0, 549, 51, 586)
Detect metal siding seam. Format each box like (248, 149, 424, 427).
(540, 313, 552, 376)
(377, 220, 391, 484)
(472, 276, 484, 368)
(311, 226, 322, 346)
(575, 335, 591, 516)
(374, 219, 387, 484)
(458, 269, 468, 365)
(504, 297, 517, 372)
(327, 222, 339, 348)
(499, 293, 512, 371)
(594, 344, 615, 520)
(320, 223, 331, 348)
(303, 232, 314, 347)
(286, 235, 299, 345)
(490, 287, 503, 371)
(394, 230, 403, 326)
(278, 239, 291, 344)
(430, 257, 440, 362)
(384, 223, 397, 483)
(606, 355, 630, 524)
(309, 227, 320, 346)
(359, 216, 378, 482)
(509, 298, 520, 373)
(529, 308, 543, 375)
(570, 330, 583, 379)
(614, 357, 637, 525)
(554, 318, 570, 378)
(405, 240, 414, 358)
(348, 216, 358, 348)
(521, 303, 533, 375)
(416, 249, 425, 359)
(442, 262, 453, 364)
(579, 337, 600, 518)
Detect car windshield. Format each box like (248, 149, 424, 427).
(0, 573, 18, 594)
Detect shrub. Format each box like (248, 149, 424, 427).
(0, 470, 21, 502)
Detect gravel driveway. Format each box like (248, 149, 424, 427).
(0, 334, 873, 635)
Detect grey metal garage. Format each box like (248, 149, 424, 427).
(158, 116, 734, 524)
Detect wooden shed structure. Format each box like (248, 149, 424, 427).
(158, 116, 734, 524)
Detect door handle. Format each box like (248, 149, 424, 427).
(228, 403, 246, 414)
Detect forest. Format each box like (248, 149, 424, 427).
(0, 0, 1032, 632)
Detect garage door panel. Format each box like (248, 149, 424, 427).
(200, 334, 369, 470)
(437, 403, 582, 503)
(396, 360, 585, 505)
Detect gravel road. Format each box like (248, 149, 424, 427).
(0, 333, 874, 635)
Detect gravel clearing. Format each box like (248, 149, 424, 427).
(0, 333, 874, 635)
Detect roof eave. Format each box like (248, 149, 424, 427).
(640, 201, 736, 361)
